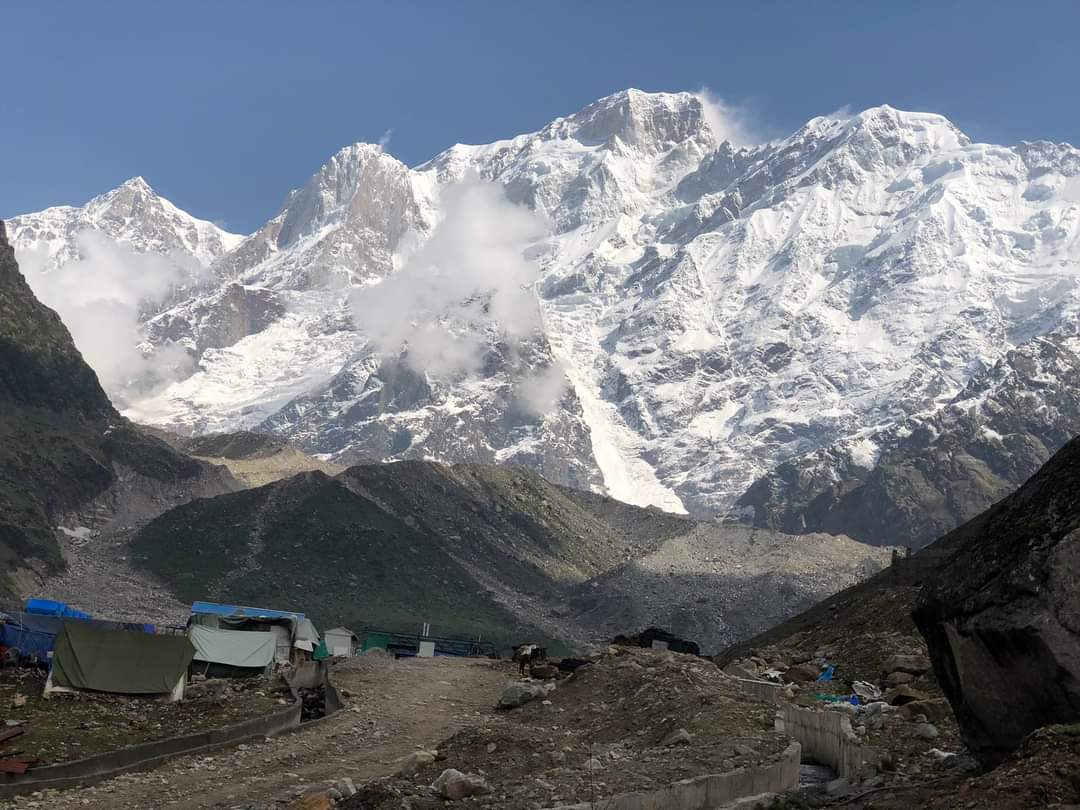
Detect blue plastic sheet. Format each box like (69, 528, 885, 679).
(25, 598, 91, 619)
(0, 611, 153, 659)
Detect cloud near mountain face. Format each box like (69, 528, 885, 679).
(19, 230, 198, 406)
(349, 175, 551, 381)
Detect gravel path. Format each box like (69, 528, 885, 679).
(5, 656, 508, 810)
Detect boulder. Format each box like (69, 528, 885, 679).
(886, 670, 915, 686)
(433, 768, 490, 800)
(899, 699, 952, 723)
(914, 437, 1080, 768)
(529, 663, 560, 680)
(497, 681, 549, 709)
(881, 654, 931, 675)
(399, 750, 437, 776)
(914, 722, 939, 740)
(781, 664, 819, 684)
(660, 728, 693, 746)
(885, 685, 929, 706)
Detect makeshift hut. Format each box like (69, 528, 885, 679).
(187, 625, 276, 678)
(187, 602, 318, 666)
(324, 627, 359, 657)
(45, 623, 195, 701)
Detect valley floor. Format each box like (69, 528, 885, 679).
(8, 656, 505, 810)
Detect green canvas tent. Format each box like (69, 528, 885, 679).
(48, 623, 195, 699)
(188, 625, 276, 675)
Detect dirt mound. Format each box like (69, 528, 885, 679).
(351, 647, 790, 808)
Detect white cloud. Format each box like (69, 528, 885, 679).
(514, 360, 567, 416)
(694, 88, 762, 148)
(377, 128, 394, 150)
(19, 230, 196, 406)
(350, 174, 548, 380)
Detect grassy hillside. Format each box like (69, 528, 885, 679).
(131, 470, 564, 652)
(132, 455, 892, 654)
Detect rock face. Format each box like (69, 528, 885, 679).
(914, 436, 1080, 767)
(738, 334, 1080, 547)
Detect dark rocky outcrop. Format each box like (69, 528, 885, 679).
(737, 333, 1080, 548)
(0, 219, 236, 598)
(914, 436, 1080, 767)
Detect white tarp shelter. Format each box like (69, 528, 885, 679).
(188, 625, 276, 672)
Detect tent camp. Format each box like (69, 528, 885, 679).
(188, 625, 276, 677)
(46, 623, 195, 700)
(324, 627, 359, 657)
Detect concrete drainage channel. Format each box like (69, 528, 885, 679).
(546, 743, 803, 810)
(0, 662, 346, 799)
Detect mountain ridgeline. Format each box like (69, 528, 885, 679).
(10, 91, 1080, 547)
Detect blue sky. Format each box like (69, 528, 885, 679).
(2, 1, 1077, 234)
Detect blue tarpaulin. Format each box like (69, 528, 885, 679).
(25, 598, 91, 619)
(0, 611, 154, 659)
(190, 601, 305, 621)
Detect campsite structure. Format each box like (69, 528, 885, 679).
(186, 601, 319, 668)
(323, 627, 359, 657)
(44, 623, 196, 701)
(0, 602, 153, 666)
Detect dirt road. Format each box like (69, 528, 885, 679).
(11, 656, 508, 810)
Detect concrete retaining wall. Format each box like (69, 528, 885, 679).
(0, 693, 302, 798)
(777, 704, 878, 779)
(546, 742, 801, 810)
(732, 676, 785, 706)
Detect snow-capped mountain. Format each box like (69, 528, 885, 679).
(10, 89, 1080, 533)
(7, 176, 242, 287)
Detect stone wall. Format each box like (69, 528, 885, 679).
(777, 703, 878, 779)
(547, 742, 801, 810)
(731, 676, 785, 706)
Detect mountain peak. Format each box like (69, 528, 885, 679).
(849, 104, 970, 147)
(118, 175, 154, 193)
(545, 88, 708, 152)
(273, 140, 416, 249)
